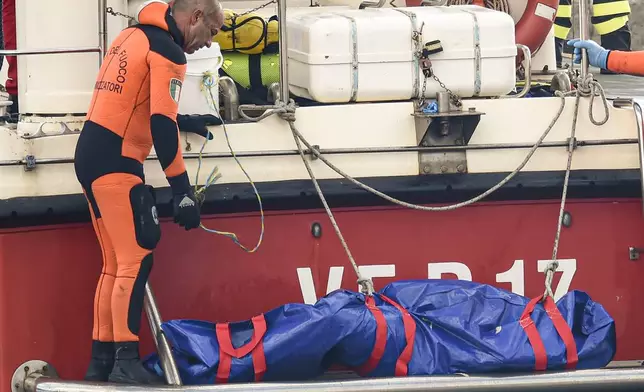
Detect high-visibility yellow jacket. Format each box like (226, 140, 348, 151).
(554, 0, 630, 40)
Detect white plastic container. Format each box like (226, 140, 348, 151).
(179, 43, 224, 117)
(286, 5, 517, 103)
(16, 0, 129, 114)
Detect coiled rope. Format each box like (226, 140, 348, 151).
(574, 73, 610, 126)
(191, 72, 265, 253)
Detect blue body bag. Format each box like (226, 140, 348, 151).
(144, 279, 616, 384)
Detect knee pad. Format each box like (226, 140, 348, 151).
(130, 183, 161, 250)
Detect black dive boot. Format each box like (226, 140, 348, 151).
(84, 340, 115, 382)
(108, 342, 165, 385)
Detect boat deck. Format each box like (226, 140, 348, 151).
(595, 72, 644, 99)
(571, 65, 644, 99)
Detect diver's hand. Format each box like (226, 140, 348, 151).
(171, 189, 201, 231)
(177, 114, 222, 140)
(567, 39, 609, 69)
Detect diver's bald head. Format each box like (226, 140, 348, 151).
(170, 0, 224, 54)
(172, 0, 221, 15)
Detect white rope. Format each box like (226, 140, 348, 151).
(191, 73, 266, 253)
(543, 88, 581, 300)
(236, 86, 578, 296)
(241, 94, 568, 212)
(240, 99, 374, 295)
(541, 73, 609, 299)
(233, 60, 611, 299)
(575, 73, 610, 126)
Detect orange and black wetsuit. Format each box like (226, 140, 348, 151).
(606, 51, 644, 76)
(74, 1, 202, 385)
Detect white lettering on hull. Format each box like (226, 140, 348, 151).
(537, 259, 577, 302)
(297, 259, 578, 305)
(428, 262, 473, 281)
(496, 259, 525, 296)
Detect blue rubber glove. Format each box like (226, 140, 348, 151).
(567, 39, 609, 69)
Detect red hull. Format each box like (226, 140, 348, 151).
(1, 197, 644, 389)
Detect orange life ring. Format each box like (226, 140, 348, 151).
(402, 0, 559, 64)
(514, 0, 559, 63)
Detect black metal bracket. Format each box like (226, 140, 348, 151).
(414, 107, 484, 175)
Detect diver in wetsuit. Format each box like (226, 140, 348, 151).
(74, 0, 224, 385)
(568, 39, 644, 76)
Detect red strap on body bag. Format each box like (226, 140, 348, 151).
(520, 295, 578, 371)
(354, 294, 416, 377)
(215, 314, 268, 383)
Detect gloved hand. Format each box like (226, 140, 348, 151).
(171, 189, 201, 230)
(176, 114, 222, 140)
(567, 39, 609, 70)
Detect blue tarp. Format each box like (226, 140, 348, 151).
(143, 279, 616, 384)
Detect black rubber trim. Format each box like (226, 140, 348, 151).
(1, 169, 641, 229)
(128, 253, 154, 337)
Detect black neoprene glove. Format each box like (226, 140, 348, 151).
(168, 173, 201, 231)
(176, 114, 222, 140)
(172, 189, 201, 231)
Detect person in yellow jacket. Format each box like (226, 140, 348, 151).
(554, 0, 631, 73)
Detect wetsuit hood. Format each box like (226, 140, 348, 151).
(135, 0, 185, 49)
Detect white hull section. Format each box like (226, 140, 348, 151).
(0, 96, 639, 200)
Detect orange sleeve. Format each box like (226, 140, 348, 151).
(607, 50, 644, 76)
(147, 49, 190, 194)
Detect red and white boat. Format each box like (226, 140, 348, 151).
(2, 0, 644, 390)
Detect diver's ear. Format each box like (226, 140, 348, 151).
(191, 9, 204, 25)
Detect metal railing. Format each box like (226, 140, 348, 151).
(219, 77, 240, 121)
(277, 0, 289, 102)
(634, 102, 644, 216)
(577, 0, 590, 79)
(18, 365, 644, 391)
(144, 284, 182, 386)
(0, 0, 107, 63)
(0, 0, 108, 114)
(98, 0, 108, 61)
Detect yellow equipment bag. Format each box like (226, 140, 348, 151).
(221, 52, 280, 90)
(213, 9, 279, 54)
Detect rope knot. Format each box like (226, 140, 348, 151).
(357, 277, 375, 296)
(577, 73, 594, 97)
(578, 74, 610, 126)
(544, 260, 559, 274)
(541, 260, 559, 301)
(237, 100, 297, 123)
(276, 99, 297, 122)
